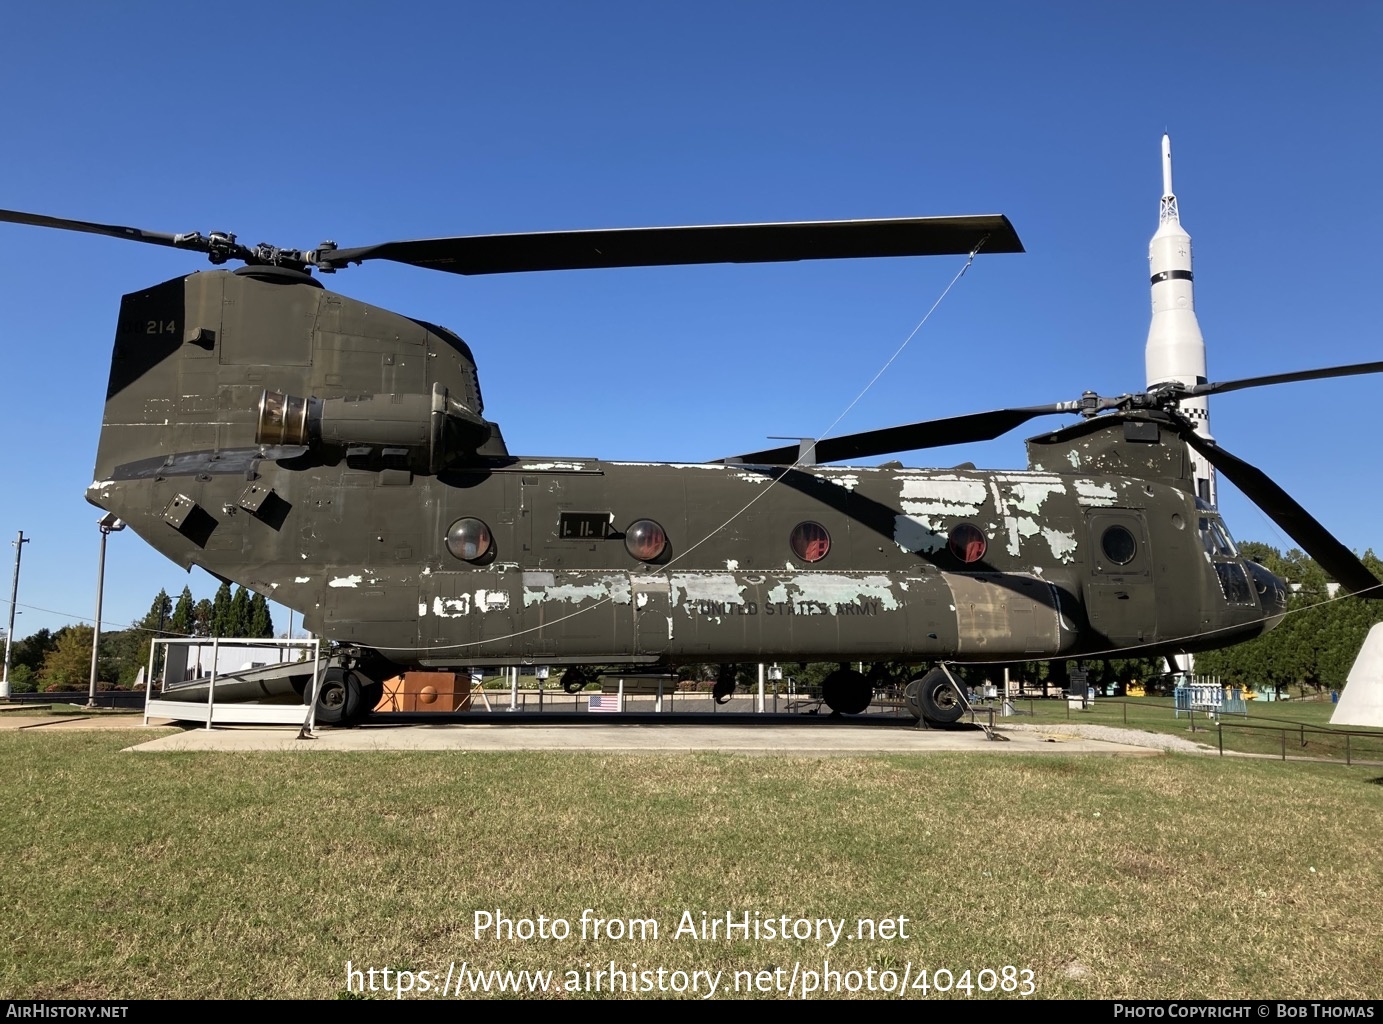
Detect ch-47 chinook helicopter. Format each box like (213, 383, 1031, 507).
(4, 207, 1381, 726)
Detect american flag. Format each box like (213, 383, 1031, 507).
(588, 694, 623, 713)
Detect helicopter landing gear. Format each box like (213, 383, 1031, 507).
(821, 667, 872, 715)
(561, 666, 590, 694)
(307, 666, 365, 726)
(712, 664, 737, 704)
(907, 667, 966, 725)
(305, 651, 389, 727)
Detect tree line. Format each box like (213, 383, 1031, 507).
(4, 583, 275, 693)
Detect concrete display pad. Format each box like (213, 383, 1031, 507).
(125, 719, 1180, 756)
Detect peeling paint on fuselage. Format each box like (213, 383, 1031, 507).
(766, 574, 901, 612)
(1042, 528, 1078, 561)
(433, 595, 470, 618)
(1075, 479, 1118, 506)
(1004, 515, 1041, 556)
(478, 590, 510, 612)
(673, 574, 747, 606)
(894, 514, 947, 554)
(422, 589, 508, 618)
(525, 575, 632, 607)
(516, 461, 591, 471)
(998, 475, 1067, 515)
(896, 476, 988, 516)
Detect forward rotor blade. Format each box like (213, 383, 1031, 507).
(324, 215, 1023, 276)
(722, 404, 1073, 465)
(1189, 360, 1383, 399)
(0, 208, 185, 248)
(1179, 429, 1383, 598)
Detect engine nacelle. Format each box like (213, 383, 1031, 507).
(256, 383, 506, 472)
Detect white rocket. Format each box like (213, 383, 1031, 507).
(1145, 133, 1216, 507)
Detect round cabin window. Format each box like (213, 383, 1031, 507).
(1101, 525, 1137, 565)
(446, 518, 493, 562)
(790, 522, 831, 563)
(624, 519, 668, 562)
(948, 523, 987, 564)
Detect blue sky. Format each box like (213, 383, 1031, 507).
(1, 2, 1380, 643)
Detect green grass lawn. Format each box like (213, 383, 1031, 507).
(1, 731, 1380, 1000)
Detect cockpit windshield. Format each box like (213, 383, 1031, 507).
(1198, 516, 1238, 558)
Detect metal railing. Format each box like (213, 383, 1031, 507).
(971, 693, 1383, 766)
(1214, 719, 1383, 766)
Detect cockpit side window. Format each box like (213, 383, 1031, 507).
(1198, 516, 1237, 558)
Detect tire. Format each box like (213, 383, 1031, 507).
(903, 675, 924, 719)
(561, 667, 587, 694)
(821, 668, 871, 715)
(916, 667, 965, 725)
(360, 678, 384, 715)
(308, 667, 364, 726)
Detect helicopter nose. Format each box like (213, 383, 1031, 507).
(1246, 560, 1289, 618)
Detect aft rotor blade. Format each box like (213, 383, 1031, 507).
(1179, 430, 1383, 598)
(722, 404, 1073, 465)
(324, 215, 1024, 276)
(1189, 360, 1383, 399)
(0, 208, 185, 248)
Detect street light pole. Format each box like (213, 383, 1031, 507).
(2, 531, 29, 700)
(87, 515, 125, 708)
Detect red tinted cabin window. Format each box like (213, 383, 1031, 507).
(624, 519, 668, 562)
(948, 523, 987, 564)
(790, 522, 831, 563)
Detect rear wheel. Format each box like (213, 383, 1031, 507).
(821, 668, 872, 715)
(561, 667, 589, 694)
(713, 664, 737, 704)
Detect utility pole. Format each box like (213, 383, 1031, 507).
(2, 531, 30, 700)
